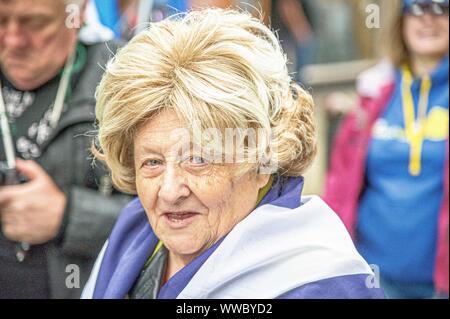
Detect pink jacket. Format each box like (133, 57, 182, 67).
(323, 61, 449, 294)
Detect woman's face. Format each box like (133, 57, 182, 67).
(134, 110, 270, 261)
(403, 12, 449, 59)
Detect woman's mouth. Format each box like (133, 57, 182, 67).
(418, 29, 441, 38)
(163, 212, 199, 229)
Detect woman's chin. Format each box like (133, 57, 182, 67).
(410, 42, 448, 59)
(162, 233, 207, 258)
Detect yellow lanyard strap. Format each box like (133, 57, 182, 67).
(401, 65, 432, 176)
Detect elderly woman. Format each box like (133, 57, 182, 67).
(82, 9, 383, 299)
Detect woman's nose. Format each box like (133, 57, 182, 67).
(419, 12, 437, 25)
(157, 166, 190, 204)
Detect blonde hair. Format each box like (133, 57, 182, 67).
(93, 8, 317, 194)
(383, 0, 410, 66)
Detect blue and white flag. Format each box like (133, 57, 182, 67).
(82, 177, 384, 299)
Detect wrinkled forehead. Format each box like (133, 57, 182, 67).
(0, 0, 66, 18)
(134, 110, 189, 154)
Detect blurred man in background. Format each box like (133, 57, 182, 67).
(0, 0, 130, 298)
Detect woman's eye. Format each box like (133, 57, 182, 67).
(143, 159, 162, 167)
(189, 156, 208, 165)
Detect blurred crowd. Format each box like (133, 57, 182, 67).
(0, 0, 448, 299)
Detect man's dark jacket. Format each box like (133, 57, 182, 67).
(0, 41, 131, 299)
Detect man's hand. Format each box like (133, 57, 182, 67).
(0, 159, 67, 245)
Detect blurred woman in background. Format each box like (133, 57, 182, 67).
(324, 0, 449, 299)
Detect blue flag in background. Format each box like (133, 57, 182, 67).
(94, 0, 190, 38)
(168, 0, 188, 12)
(94, 0, 120, 37)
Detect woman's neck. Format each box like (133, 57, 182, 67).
(410, 54, 443, 77)
(163, 251, 196, 285)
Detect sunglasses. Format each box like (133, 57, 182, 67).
(404, 2, 449, 16)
